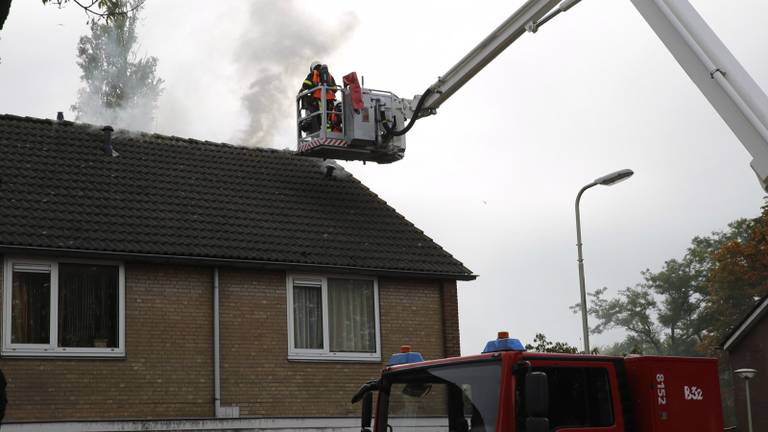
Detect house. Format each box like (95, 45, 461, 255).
(0, 114, 474, 431)
(721, 295, 768, 432)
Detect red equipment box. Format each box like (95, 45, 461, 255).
(623, 356, 724, 432)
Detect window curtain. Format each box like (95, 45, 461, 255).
(328, 278, 375, 353)
(58, 264, 118, 348)
(11, 271, 51, 344)
(293, 284, 323, 349)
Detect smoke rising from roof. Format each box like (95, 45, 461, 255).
(72, 3, 163, 133)
(236, 0, 358, 148)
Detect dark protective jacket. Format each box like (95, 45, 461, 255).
(301, 65, 336, 101)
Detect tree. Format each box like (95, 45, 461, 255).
(699, 205, 768, 352)
(43, 0, 145, 22)
(524, 333, 579, 354)
(71, 0, 162, 131)
(577, 218, 754, 356)
(596, 339, 644, 356)
(1, 0, 142, 35)
(0, 0, 10, 31)
(582, 285, 664, 353)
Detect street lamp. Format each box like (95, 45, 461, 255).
(575, 169, 634, 354)
(735, 368, 757, 432)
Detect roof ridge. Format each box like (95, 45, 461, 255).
(0, 113, 298, 157)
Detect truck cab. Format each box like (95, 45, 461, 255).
(354, 334, 724, 432)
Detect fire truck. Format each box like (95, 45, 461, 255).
(296, 0, 768, 191)
(352, 333, 724, 432)
(298, 1, 760, 429)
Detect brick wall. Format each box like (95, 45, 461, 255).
(218, 273, 450, 417)
(440, 280, 460, 357)
(0, 261, 214, 421)
(728, 316, 768, 432)
(0, 258, 461, 421)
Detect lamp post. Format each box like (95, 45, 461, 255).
(575, 169, 634, 354)
(734, 368, 757, 432)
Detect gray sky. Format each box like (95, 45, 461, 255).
(1, 0, 766, 354)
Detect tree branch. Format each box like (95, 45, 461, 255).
(0, 0, 11, 31)
(43, 0, 145, 21)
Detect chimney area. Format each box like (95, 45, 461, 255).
(325, 164, 336, 178)
(102, 126, 118, 156)
(56, 112, 64, 122)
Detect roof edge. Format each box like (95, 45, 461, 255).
(0, 113, 297, 156)
(0, 245, 478, 281)
(721, 296, 768, 351)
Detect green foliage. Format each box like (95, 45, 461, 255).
(700, 206, 768, 352)
(71, 0, 162, 131)
(524, 333, 579, 354)
(575, 217, 755, 357)
(595, 339, 644, 356)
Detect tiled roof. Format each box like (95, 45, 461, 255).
(0, 114, 474, 280)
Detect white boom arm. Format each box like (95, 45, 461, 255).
(403, 0, 768, 190)
(631, 0, 768, 190)
(410, 0, 564, 115)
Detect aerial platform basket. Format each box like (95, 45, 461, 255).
(296, 84, 408, 164)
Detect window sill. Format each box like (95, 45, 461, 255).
(288, 353, 381, 363)
(1, 349, 125, 359)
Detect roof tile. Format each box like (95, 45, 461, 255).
(0, 114, 473, 279)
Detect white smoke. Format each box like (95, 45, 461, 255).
(74, 77, 160, 131)
(235, 0, 358, 148)
(72, 4, 163, 133)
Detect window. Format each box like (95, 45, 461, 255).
(3, 258, 125, 357)
(287, 274, 380, 361)
(517, 366, 614, 430)
(381, 361, 502, 432)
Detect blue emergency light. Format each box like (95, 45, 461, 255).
(387, 345, 425, 366)
(482, 331, 526, 353)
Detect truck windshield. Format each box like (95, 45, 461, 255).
(379, 360, 501, 432)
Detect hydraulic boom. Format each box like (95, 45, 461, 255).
(400, 0, 579, 118)
(296, 0, 768, 191)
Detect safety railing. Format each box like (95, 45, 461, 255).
(296, 84, 345, 145)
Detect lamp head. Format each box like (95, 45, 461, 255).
(735, 368, 758, 380)
(594, 169, 634, 186)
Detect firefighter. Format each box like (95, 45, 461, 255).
(330, 101, 343, 133)
(299, 61, 337, 133)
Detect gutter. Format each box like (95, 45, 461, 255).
(0, 244, 478, 281)
(212, 267, 239, 418)
(213, 267, 221, 416)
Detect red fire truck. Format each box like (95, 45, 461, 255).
(352, 333, 724, 432)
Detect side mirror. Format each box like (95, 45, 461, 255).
(525, 372, 549, 432)
(352, 380, 379, 432)
(352, 380, 380, 403)
(361, 391, 373, 430)
(525, 372, 549, 417)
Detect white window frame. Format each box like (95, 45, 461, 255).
(286, 273, 381, 362)
(2, 257, 126, 358)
